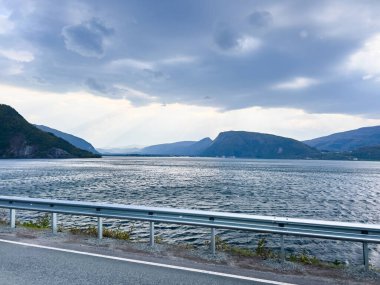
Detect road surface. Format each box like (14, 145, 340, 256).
(0, 239, 293, 285)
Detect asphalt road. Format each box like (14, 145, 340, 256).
(0, 241, 291, 285)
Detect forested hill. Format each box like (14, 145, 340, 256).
(0, 104, 100, 159)
(201, 131, 320, 159)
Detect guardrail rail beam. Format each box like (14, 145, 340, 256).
(1, 195, 380, 270)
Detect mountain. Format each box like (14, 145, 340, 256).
(97, 147, 142, 155)
(201, 131, 320, 159)
(351, 145, 380, 161)
(0, 104, 100, 159)
(185, 138, 213, 156)
(34, 125, 99, 155)
(304, 126, 380, 152)
(140, 137, 212, 156)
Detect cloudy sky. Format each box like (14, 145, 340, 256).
(1, 0, 380, 148)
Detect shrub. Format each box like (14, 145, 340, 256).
(69, 224, 134, 241)
(21, 214, 51, 229)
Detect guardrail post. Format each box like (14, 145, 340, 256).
(149, 221, 155, 247)
(51, 213, 57, 234)
(211, 228, 216, 255)
(363, 242, 369, 271)
(9, 209, 16, 228)
(280, 234, 285, 262)
(97, 217, 103, 240)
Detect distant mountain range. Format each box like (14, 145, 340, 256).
(128, 131, 319, 159)
(202, 131, 319, 159)
(304, 126, 380, 152)
(3, 103, 380, 161)
(34, 125, 99, 155)
(109, 126, 380, 161)
(140, 138, 212, 156)
(97, 147, 142, 155)
(0, 104, 100, 159)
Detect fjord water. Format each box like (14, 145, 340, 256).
(1, 157, 380, 265)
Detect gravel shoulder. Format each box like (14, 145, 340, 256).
(0, 224, 379, 285)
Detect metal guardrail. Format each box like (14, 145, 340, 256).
(1, 195, 380, 270)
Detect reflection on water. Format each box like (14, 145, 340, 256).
(1, 157, 380, 265)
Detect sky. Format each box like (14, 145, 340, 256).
(1, 0, 380, 148)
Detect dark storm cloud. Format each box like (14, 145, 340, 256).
(84, 77, 156, 106)
(62, 18, 114, 58)
(85, 78, 109, 94)
(1, 0, 380, 117)
(84, 78, 124, 100)
(142, 69, 169, 81)
(214, 25, 241, 51)
(247, 10, 273, 28)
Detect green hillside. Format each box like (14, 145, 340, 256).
(351, 145, 380, 161)
(0, 104, 100, 159)
(304, 126, 380, 151)
(202, 131, 320, 159)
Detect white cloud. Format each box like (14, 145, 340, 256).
(362, 74, 374, 81)
(268, 2, 380, 39)
(109, 58, 153, 70)
(113, 84, 157, 102)
(0, 7, 14, 34)
(347, 34, 380, 79)
(272, 77, 318, 90)
(235, 36, 261, 53)
(160, 56, 197, 65)
(110, 55, 196, 70)
(0, 49, 34, 62)
(7, 63, 24, 75)
(0, 84, 379, 148)
(216, 35, 261, 56)
(310, 2, 380, 39)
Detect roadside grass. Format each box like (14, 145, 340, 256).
(206, 236, 346, 269)
(208, 236, 256, 257)
(20, 214, 51, 229)
(69, 224, 135, 241)
(288, 250, 345, 269)
(177, 243, 195, 250)
(206, 236, 268, 258)
(154, 235, 164, 244)
(7, 214, 134, 241)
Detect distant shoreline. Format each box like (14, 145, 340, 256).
(100, 154, 380, 162)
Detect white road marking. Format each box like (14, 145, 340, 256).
(0, 238, 297, 285)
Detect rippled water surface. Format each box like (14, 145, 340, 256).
(1, 157, 380, 265)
